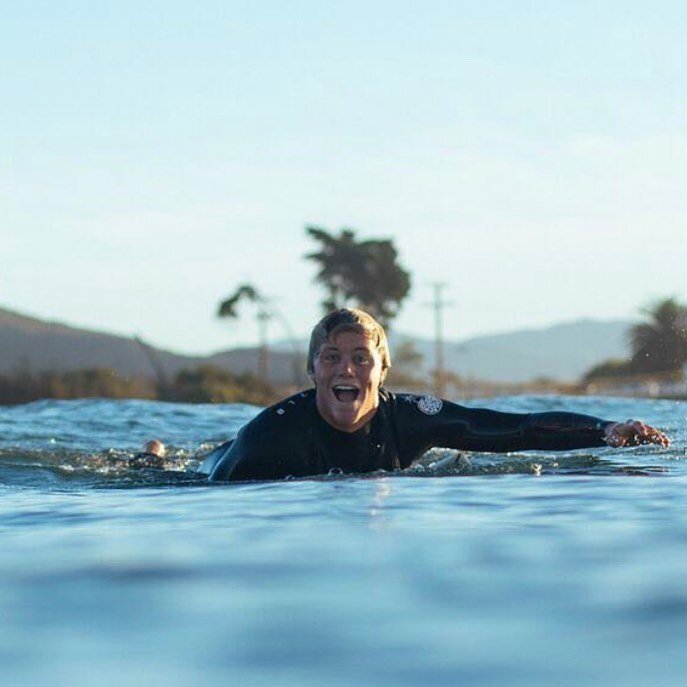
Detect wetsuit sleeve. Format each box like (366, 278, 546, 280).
(397, 397, 613, 457)
(208, 423, 293, 481)
(207, 393, 319, 482)
(197, 439, 235, 475)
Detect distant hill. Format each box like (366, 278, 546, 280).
(0, 305, 309, 386)
(392, 319, 633, 383)
(0, 306, 175, 376)
(0, 305, 631, 384)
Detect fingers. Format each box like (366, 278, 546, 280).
(605, 420, 670, 448)
(647, 427, 671, 447)
(629, 420, 671, 447)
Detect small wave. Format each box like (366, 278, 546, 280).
(409, 448, 672, 478)
(0, 447, 208, 489)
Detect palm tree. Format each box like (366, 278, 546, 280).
(217, 284, 262, 319)
(218, 285, 303, 387)
(629, 298, 687, 373)
(305, 226, 411, 328)
(218, 284, 270, 384)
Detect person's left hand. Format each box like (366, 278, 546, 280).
(604, 420, 670, 448)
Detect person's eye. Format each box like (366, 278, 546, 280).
(323, 353, 339, 363)
(354, 354, 370, 365)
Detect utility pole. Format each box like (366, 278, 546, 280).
(256, 307, 272, 387)
(425, 283, 452, 398)
(218, 284, 301, 389)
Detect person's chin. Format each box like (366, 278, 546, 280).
(330, 406, 360, 431)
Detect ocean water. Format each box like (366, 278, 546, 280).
(0, 395, 686, 687)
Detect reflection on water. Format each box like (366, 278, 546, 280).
(369, 478, 394, 523)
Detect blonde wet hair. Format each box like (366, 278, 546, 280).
(143, 439, 166, 458)
(307, 308, 391, 382)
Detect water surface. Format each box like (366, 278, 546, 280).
(0, 396, 685, 687)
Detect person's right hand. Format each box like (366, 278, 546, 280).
(604, 420, 670, 448)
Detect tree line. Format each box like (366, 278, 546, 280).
(2, 227, 684, 404)
(220, 226, 687, 389)
(0, 366, 277, 406)
(0, 226, 413, 405)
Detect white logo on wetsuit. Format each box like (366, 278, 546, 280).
(417, 395, 443, 415)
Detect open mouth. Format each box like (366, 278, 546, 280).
(332, 385, 360, 403)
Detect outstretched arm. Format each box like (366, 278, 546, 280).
(398, 396, 670, 455)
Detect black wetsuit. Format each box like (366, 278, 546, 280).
(207, 389, 612, 482)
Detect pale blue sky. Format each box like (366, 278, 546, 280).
(3, 1, 686, 353)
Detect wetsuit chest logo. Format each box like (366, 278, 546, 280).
(417, 395, 443, 415)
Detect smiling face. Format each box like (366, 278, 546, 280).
(311, 330, 384, 433)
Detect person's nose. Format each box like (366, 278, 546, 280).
(337, 357, 355, 376)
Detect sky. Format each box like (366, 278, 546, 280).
(3, 1, 686, 354)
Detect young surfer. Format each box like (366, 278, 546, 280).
(200, 308, 669, 482)
(130, 439, 167, 468)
